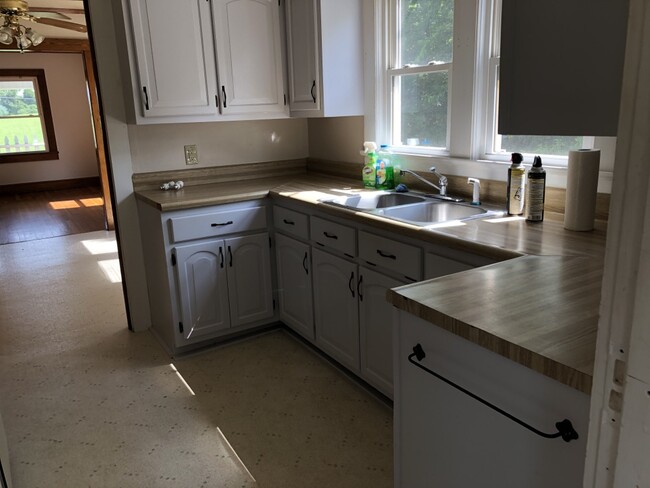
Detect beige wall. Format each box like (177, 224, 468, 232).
(308, 116, 364, 164)
(128, 118, 309, 174)
(0, 52, 98, 186)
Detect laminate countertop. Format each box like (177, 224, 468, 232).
(136, 172, 606, 393)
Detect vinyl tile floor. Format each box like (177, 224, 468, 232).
(0, 231, 393, 488)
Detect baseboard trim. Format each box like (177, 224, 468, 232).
(0, 177, 101, 195)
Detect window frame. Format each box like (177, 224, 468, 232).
(0, 69, 59, 164)
(376, 0, 604, 170)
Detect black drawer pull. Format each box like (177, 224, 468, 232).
(219, 246, 224, 268)
(377, 249, 397, 260)
(357, 274, 363, 301)
(283, 219, 295, 225)
(211, 221, 233, 227)
(323, 232, 338, 240)
(302, 252, 309, 274)
(408, 344, 579, 443)
(311, 80, 317, 103)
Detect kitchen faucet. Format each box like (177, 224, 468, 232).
(399, 167, 463, 202)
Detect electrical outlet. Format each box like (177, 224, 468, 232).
(184, 145, 199, 165)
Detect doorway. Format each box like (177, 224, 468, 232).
(0, 32, 114, 244)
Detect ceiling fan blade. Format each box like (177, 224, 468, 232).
(31, 17, 87, 33)
(28, 11, 72, 20)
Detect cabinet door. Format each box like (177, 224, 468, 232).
(285, 0, 320, 113)
(128, 0, 218, 117)
(358, 267, 404, 398)
(312, 248, 359, 373)
(225, 233, 274, 327)
(212, 0, 286, 115)
(174, 241, 230, 342)
(275, 233, 314, 340)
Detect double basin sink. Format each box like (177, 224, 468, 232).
(320, 191, 503, 227)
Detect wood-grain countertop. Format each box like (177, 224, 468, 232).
(136, 171, 606, 394)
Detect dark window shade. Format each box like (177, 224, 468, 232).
(499, 0, 629, 136)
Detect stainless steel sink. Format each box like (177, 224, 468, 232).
(371, 202, 490, 225)
(320, 191, 426, 209)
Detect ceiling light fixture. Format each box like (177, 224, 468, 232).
(0, 14, 44, 51)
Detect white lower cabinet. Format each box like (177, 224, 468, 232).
(312, 248, 360, 373)
(275, 233, 314, 340)
(174, 232, 274, 343)
(359, 267, 405, 398)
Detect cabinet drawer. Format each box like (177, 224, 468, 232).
(273, 206, 309, 240)
(359, 231, 422, 281)
(169, 206, 267, 243)
(311, 216, 356, 257)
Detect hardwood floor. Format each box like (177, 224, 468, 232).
(0, 186, 106, 245)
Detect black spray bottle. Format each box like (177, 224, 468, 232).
(525, 155, 546, 222)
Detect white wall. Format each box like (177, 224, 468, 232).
(129, 118, 308, 173)
(308, 116, 364, 164)
(0, 52, 98, 186)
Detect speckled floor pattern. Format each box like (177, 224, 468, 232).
(0, 231, 393, 487)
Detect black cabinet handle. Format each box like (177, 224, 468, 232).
(348, 271, 355, 298)
(408, 344, 579, 443)
(228, 245, 233, 267)
(323, 232, 338, 240)
(377, 249, 397, 260)
(219, 246, 224, 268)
(311, 80, 316, 103)
(357, 274, 363, 301)
(302, 252, 309, 274)
(283, 219, 295, 225)
(222, 86, 227, 108)
(211, 221, 233, 227)
(142, 86, 149, 110)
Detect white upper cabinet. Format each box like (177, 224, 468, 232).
(127, 0, 218, 118)
(125, 0, 287, 122)
(212, 0, 286, 115)
(284, 0, 364, 117)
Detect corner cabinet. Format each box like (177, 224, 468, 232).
(137, 199, 277, 354)
(284, 0, 364, 117)
(125, 0, 287, 122)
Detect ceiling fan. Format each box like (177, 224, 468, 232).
(0, 0, 87, 51)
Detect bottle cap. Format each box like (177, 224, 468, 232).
(533, 155, 543, 167)
(511, 152, 523, 165)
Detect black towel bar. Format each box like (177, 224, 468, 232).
(408, 343, 579, 443)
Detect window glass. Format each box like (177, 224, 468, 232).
(0, 78, 47, 154)
(397, 71, 448, 148)
(498, 135, 584, 157)
(400, 0, 454, 66)
(0, 69, 57, 163)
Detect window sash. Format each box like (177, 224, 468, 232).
(0, 69, 58, 164)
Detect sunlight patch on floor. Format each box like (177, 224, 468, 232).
(169, 363, 196, 396)
(80, 198, 104, 207)
(81, 237, 118, 255)
(98, 259, 122, 283)
(49, 200, 80, 209)
(216, 427, 258, 484)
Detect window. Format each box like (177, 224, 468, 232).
(0, 69, 58, 163)
(382, 0, 598, 167)
(389, 0, 453, 151)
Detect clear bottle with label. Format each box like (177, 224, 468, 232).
(361, 141, 378, 188)
(524, 155, 546, 222)
(506, 152, 526, 215)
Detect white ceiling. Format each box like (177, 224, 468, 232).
(24, 0, 87, 40)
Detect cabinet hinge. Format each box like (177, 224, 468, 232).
(179, 322, 184, 333)
(171, 253, 176, 266)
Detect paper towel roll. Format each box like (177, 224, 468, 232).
(564, 149, 601, 231)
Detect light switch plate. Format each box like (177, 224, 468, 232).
(184, 145, 199, 165)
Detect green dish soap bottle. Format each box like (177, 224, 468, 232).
(376, 144, 395, 190)
(361, 141, 377, 188)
